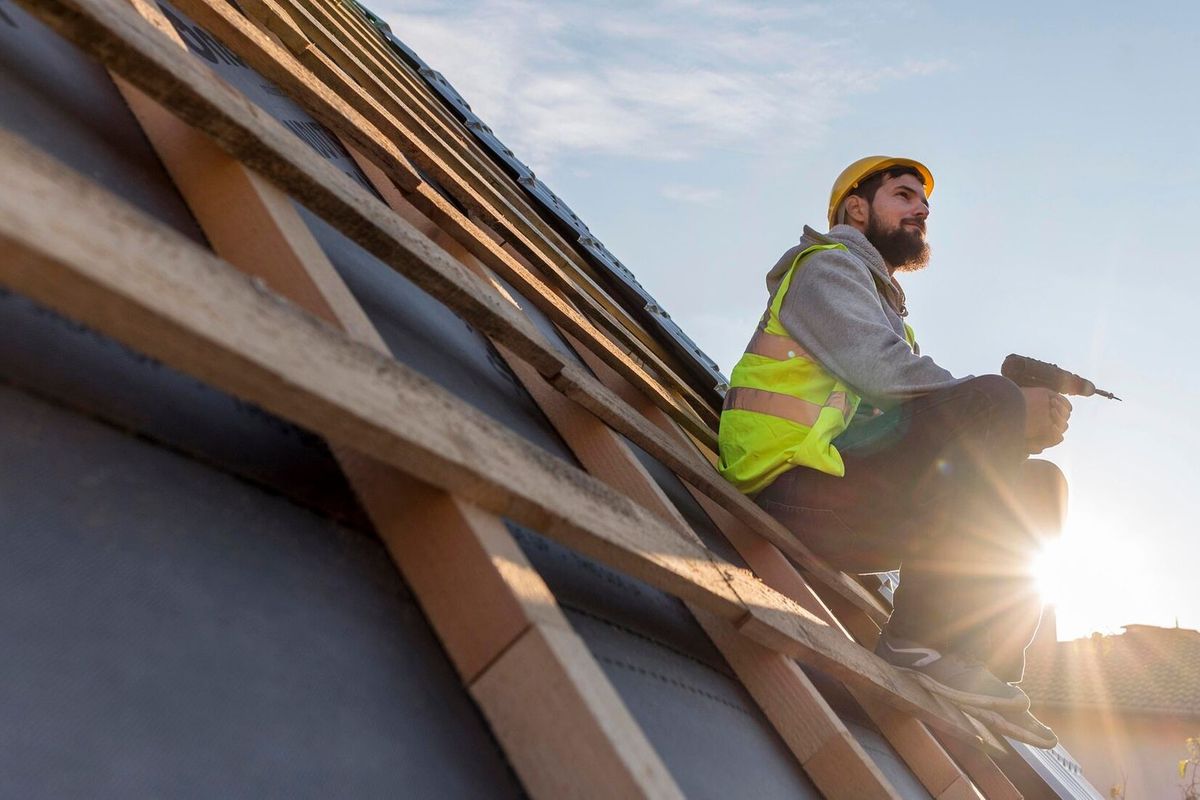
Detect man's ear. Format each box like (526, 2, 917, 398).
(844, 194, 869, 225)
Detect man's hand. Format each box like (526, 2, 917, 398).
(1021, 387, 1072, 454)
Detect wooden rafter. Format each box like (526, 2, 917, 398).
(0, 0, 1054, 792)
(251, 0, 712, 419)
(0, 122, 986, 746)
(108, 35, 680, 792)
(381, 186, 902, 796)
(176, 0, 722, 436)
(13, 0, 896, 627)
(571, 337, 1020, 793)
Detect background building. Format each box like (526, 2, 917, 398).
(1025, 615, 1200, 798)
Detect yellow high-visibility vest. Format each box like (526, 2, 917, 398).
(717, 243, 917, 496)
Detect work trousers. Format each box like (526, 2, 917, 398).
(755, 375, 1066, 682)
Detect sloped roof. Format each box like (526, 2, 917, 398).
(1023, 625, 1200, 717)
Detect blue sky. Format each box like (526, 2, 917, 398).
(379, 0, 1200, 640)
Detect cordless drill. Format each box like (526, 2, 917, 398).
(1001, 354, 1121, 400)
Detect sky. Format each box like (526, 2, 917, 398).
(377, 0, 1200, 641)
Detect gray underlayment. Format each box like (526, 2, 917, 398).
(0, 0, 936, 796)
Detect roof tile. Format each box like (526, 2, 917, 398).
(1022, 625, 1200, 716)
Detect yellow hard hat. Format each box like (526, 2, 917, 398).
(827, 156, 934, 227)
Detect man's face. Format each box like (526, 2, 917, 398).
(863, 173, 931, 273)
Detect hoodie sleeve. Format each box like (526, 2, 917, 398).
(777, 249, 964, 407)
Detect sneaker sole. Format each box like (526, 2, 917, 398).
(900, 668, 1031, 712)
(959, 705, 1058, 749)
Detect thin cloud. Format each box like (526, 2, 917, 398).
(376, 0, 947, 171)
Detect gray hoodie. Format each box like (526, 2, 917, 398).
(764, 224, 964, 410)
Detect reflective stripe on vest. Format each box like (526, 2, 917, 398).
(745, 329, 813, 361)
(723, 387, 850, 426)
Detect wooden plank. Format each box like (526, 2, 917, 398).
(208, 0, 721, 443)
(182, 0, 722, 435)
(271, 0, 683, 377)
(938, 734, 1024, 800)
(693, 608, 898, 799)
(0, 126, 985, 746)
(490, 343, 897, 799)
(566, 336, 1013, 787)
(346, 457, 683, 800)
(291, 166, 994, 769)
(471, 622, 684, 800)
(15, 0, 895, 629)
(114, 85, 380, 346)
(341, 139, 891, 628)
(111, 62, 680, 794)
(342, 459, 685, 800)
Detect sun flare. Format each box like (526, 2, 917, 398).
(1033, 537, 1069, 607)
(1031, 510, 1145, 640)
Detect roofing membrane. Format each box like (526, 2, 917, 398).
(0, 4, 824, 793)
(0, 0, 1109, 794)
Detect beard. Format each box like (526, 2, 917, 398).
(865, 216, 931, 273)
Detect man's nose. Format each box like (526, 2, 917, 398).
(912, 202, 930, 220)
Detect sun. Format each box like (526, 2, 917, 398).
(1031, 509, 1145, 639)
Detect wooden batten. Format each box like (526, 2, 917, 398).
(0, 103, 989, 754)
(491, 342, 899, 798)
(347, 152, 1003, 792)
(567, 338, 1017, 789)
(14, 0, 899, 630)
(172, 0, 722, 437)
(108, 38, 680, 793)
(246, 0, 718, 423)
(0, 0, 1055, 793)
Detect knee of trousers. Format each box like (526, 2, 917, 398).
(1021, 458, 1069, 536)
(1023, 458, 1067, 494)
(953, 374, 1026, 437)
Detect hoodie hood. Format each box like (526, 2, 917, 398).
(766, 224, 909, 316)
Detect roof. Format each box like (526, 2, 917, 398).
(1023, 624, 1200, 717)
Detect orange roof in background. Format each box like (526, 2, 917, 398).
(1022, 625, 1200, 717)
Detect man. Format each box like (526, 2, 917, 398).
(717, 156, 1070, 748)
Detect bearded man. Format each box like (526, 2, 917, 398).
(717, 156, 1070, 748)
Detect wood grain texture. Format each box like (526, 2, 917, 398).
(694, 608, 899, 799)
(343, 138, 890, 627)
(264, 0, 719, 420)
(493, 343, 898, 799)
(0, 126, 984, 746)
(472, 623, 684, 800)
(21, 0, 570, 374)
(14, 0, 906, 633)
(566, 332, 1018, 781)
(938, 734, 1025, 800)
(176, 0, 721, 437)
(112, 70, 679, 795)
